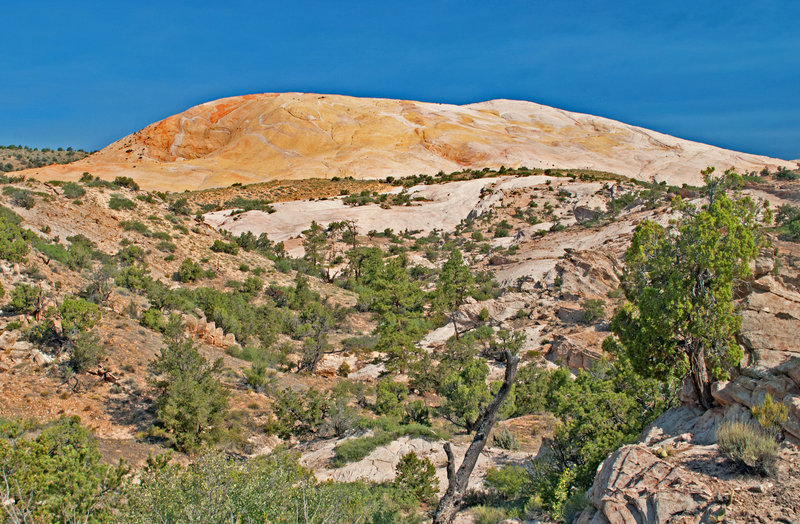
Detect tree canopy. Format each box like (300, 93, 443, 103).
(610, 169, 769, 407)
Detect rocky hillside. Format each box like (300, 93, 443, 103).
(18, 93, 792, 191)
(1, 164, 799, 522)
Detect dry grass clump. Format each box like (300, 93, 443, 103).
(716, 420, 779, 477)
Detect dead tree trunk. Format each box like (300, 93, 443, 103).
(432, 350, 520, 524)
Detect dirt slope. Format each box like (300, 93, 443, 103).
(19, 93, 791, 191)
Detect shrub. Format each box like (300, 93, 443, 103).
(394, 452, 437, 504)
(10, 284, 40, 315)
(113, 176, 140, 190)
(117, 244, 145, 265)
(492, 427, 520, 450)
(149, 336, 230, 452)
(581, 298, 606, 324)
(324, 398, 362, 438)
(751, 393, 788, 439)
(210, 239, 239, 255)
(0, 211, 30, 262)
(774, 166, 799, 181)
(244, 361, 270, 392)
(70, 332, 105, 372)
(332, 419, 443, 467)
(177, 258, 204, 283)
(485, 464, 530, 499)
(375, 378, 408, 416)
(120, 220, 151, 235)
(265, 387, 330, 439)
(156, 240, 177, 253)
(9, 188, 35, 209)
(0, 416, 128, 522)
(224, 196, 275, 213)
(151, 231, 171, 241)
(109, 195, 136, 210)
(332, 430, 395, 466)
(59, 297, 101, 338)
(115, 264, 151, 291)
(140, 307, 166, 332)
(403, 400, 431, 426)
(472, 506, 509, 524)
(716, 420, 778, 476)
(775, 204, 800, 241)
(123, 450, 401, 523)
(62, 182, 85, 199)
(169, 197, 192, 215)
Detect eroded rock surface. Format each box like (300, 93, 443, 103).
(577, 444, 723, 524)
(20, 93, 788, 191)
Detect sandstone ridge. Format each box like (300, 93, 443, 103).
(20, 93, 791, 191)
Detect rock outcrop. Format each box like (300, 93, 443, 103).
(579, 358, 800, 523)
(738, 275, 800, 368)
(576, 444, 724, 524)
(19, 93, 789, 191)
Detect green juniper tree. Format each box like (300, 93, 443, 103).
(435, 249, 474, 339)
(148, 319, 230, 452)
(0, 417, 129, 523)
(610, 168, 770, 408)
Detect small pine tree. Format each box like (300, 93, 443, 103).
(394, 452, 437, 504)
(149, 328, 230, 452)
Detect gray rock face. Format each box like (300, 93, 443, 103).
(573, 206, 602, 224)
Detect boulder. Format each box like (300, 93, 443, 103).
(783, 394, 800, 441)
(0, 331, 18, 350)
(573, 205, 602, 224)
(31, 349, 54, 366)
(776, 357, 800, 388)
(577, 445, 721, 524)
(555, 306, 584, 324)
(220, 333, 237, 348)
(711, 380, 752, 407)
(546, 334, 602, 371)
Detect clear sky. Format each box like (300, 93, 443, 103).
(2, 1, 798, 160)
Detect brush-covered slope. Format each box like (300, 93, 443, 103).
(22, 92, 790, 190)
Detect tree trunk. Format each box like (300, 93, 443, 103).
(690, 343, 713, 409)
(451, 314, 459, 340)
(432, 350, 519, 524)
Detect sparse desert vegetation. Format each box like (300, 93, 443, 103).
(1, 116, 799, 523)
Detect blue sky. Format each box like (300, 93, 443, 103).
(2, 1, 798, 159)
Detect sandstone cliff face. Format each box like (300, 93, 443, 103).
(21, 93, 790, 191)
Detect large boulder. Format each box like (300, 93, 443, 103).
(545, 333, 603, 371)
(710, 358, 800, 441)
(577, 444, 722, 524)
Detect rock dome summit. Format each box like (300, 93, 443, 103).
(20, 93, 790, 191)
